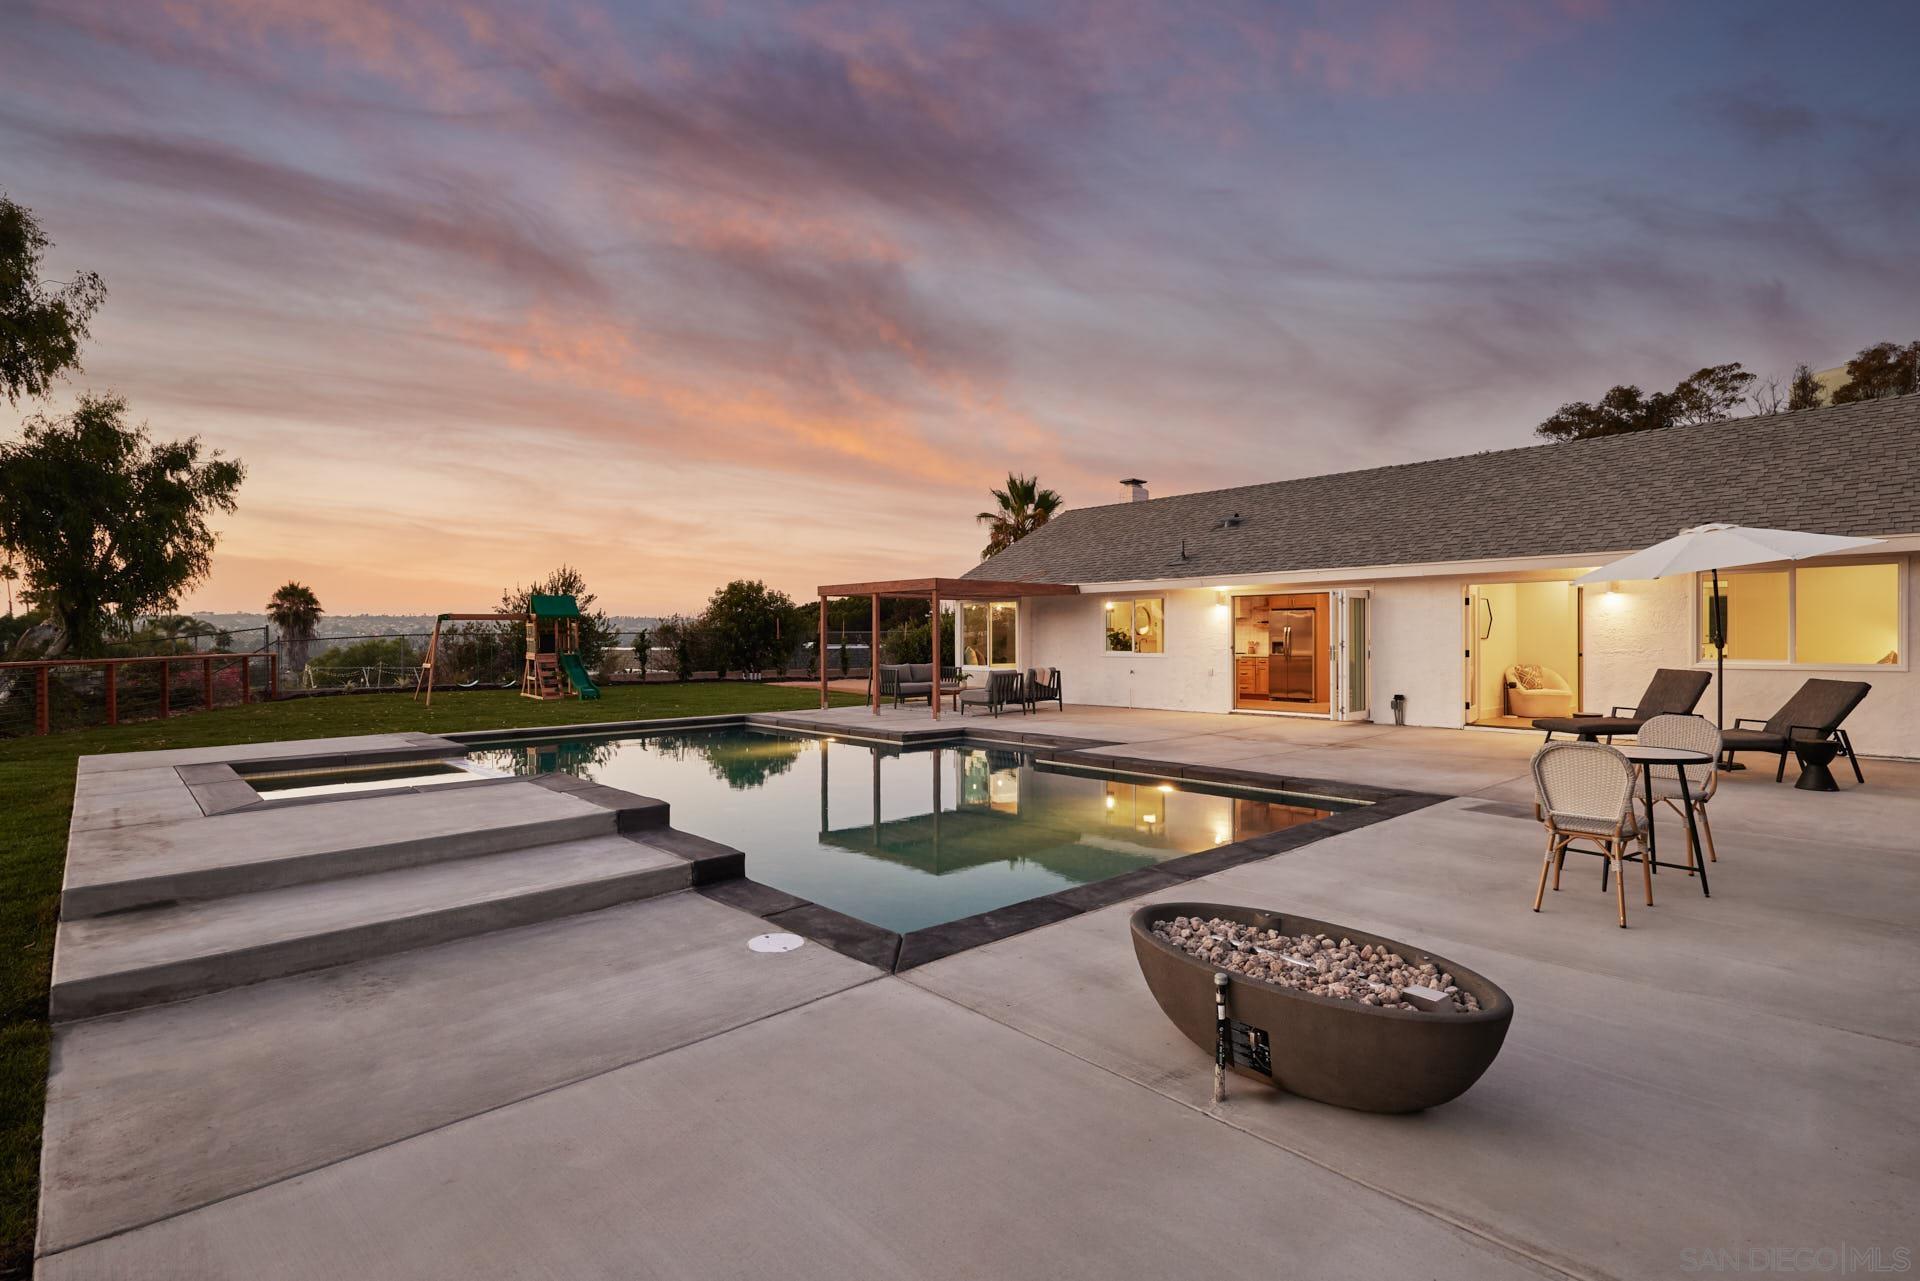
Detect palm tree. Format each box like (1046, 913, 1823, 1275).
(976, 474, 1064, 559)
(266, 582, 323, 675)
(0, 562, 16, 617)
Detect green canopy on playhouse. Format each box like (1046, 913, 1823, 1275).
(528, 594, 582, 619)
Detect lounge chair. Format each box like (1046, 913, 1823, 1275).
(1532, 668, 1712, 742)
(1025, 666, 1063, 712)
(1530, 742, 1649, 928)
(1720, 679, 1870, 783)
(958, 669, 1023, 717)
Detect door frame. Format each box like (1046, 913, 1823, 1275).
(1226, 588, 1338, 719)
(1332, 588, 1371, 721)
(1462, 580, 1583, 728)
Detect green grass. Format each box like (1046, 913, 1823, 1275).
(0, 681, 858, 1276)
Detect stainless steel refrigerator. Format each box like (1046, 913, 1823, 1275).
(1268, 608, 1317, 702)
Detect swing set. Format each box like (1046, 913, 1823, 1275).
(412, 594, 601, 707)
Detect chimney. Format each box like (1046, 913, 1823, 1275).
(1119, 477, 1149, 503)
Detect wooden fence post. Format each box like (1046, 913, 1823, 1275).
(240, 655, 251, 703)
(35, 666, 49, 736)
(105, 663, 118, 725)
(203, 656, 213, 710)
(268, 653, 279, 699)
(160, 658, 171, 718)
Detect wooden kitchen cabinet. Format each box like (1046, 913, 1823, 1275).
(1236, 658, 1268, 696)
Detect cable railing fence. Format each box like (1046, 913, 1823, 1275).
(0, 653, 277, 739)
(0, 623, 899, 737)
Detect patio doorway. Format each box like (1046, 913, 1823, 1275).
(1464, 581, 1580, 728)
(1232, 592, 1330, 713)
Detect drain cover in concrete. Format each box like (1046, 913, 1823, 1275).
(748, 933, 806, 954)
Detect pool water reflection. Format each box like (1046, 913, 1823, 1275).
(463, 727, 1354, 934)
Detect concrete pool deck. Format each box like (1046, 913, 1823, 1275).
(36, 708, 1920, 1278)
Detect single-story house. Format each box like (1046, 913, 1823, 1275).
(947, 396, 1920, 757)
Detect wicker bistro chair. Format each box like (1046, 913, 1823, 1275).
(1024, 666, 1063, 713)
(1531, 742, 1651, 928)
(1635, 714, 1722, 868)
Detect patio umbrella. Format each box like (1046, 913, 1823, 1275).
(1572, 524, 1882, 748)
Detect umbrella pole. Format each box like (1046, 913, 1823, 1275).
(1713, 567, 1743, 771)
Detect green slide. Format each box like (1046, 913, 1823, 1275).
(559, 652, 601, 700)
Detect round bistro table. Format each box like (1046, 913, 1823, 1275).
(1615, 744, 1715, 898)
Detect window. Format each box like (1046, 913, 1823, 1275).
(1104, 597, 1164, 654)
(1700, 571, 1787, 661)
(1795, 564, 1900, 665)
(1699, 563, 1902, 666)
(959, 601, 1018, 667)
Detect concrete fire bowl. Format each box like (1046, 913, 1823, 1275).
(1130, 901, 1513, 1113)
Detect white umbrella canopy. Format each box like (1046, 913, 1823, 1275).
(1573, 524, 1883, 761)
(1573, 524, 1883, 585)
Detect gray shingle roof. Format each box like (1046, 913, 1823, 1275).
(963, 396, 1920, 584)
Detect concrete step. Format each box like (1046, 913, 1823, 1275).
(51, 834, 692, 1021)
(62, 781, 664, 918)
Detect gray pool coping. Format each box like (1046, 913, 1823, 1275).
(178, 738, 476, 816)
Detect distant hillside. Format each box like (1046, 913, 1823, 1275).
(194, 613, 664, 639)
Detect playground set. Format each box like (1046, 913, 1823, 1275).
(412, 594, 600, 707)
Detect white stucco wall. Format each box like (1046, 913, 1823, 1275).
(1007, 551, 1917, 757)
(1367, 578, 1471, 729)
(1022, 578, 1468, 724)
(1026, 588, 1231, 711)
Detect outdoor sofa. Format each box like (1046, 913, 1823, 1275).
(881, 663, 942, 707)
(1532, 668, 1711, 742)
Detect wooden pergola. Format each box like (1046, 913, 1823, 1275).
(815, 577, 1079, 718)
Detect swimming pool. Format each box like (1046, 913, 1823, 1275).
(462, 727, 1355, 934)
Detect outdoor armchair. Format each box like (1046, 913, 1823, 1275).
(1025, 666, 1063, 712)
(958, 669, 1023, 717)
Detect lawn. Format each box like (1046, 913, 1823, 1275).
(0, 681, 859, 1277)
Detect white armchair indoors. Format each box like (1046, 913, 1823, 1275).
(1504, 664, 1574, 718)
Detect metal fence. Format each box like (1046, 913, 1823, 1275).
(126, 621, 270, 655)
(232, 625, 885, 688)
(292, 632, 435, 691)
(0, 653, 278, 739)
(0, 625, 892, 735)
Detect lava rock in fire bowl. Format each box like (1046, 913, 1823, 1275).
(1130, 901, 1513, 1113)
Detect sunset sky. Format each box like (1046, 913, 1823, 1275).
(3, 0, 1917, 615)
